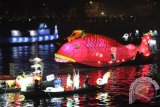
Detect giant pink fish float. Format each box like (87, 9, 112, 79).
(55, 30, 151, 67)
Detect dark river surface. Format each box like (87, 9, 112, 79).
(0, 43, 160, 107)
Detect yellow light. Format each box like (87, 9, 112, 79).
(5, 80, 15, 88)
(34, 76, 42, 81)
(90, 1, 93, 4)
(101, 12, 104, 15)
(55, 53, 76, 62)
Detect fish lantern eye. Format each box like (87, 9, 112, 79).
(75, 44, 80, 49)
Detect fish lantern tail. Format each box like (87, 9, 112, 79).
(102, 71, 111, 84)
(137, 33, 152, 57)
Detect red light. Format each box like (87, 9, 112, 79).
(116, 60, 120, 63)
(108, 61, 113, 64)
(100, 54, 103, 57)
(98, 61, 101, 64)
(96, 53, 99, 56)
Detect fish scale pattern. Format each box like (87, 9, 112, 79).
(81, 34, 130, 66)
(56, 33, 151, 67)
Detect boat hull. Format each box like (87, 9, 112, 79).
(0, 34, 58, 46)
(0, 80, 54, 93)
(22, 84, 106, 99)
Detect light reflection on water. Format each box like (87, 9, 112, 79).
(0, 43, 160, 106)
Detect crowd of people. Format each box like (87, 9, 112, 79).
(51, 70, 90, 92)
(0, 69, 91, 93)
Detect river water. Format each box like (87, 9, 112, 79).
(0, 43, 160, 107)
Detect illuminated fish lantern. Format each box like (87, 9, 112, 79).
(55, 32, 151, 67)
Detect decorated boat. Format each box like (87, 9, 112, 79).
(0, 79, 54, 93)
(0, 57, 52, 93)
(55, 30, 155, 67)
(0, 75, 16, 89)
(117, 54, 154, 66)
(0, 23, 58, 45)
(22, 84, 106, 99)
(22, 71, 110, 98)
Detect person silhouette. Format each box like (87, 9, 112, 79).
(84, 75, 90, 88)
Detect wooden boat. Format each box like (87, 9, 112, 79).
(0, 75, 17, 90)
(0, 75, 16, 80)
(22, 84, 106, 99)
(117, 54, 155, 66)
(0, 80, 54, 93)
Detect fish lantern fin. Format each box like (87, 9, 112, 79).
(137, 33, 151, 57)
(102, 71, 111, 84)
(67, 30, 86, 41)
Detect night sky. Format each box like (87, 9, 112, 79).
(0, 0, 159, 37)
(0, 0, 159, 18)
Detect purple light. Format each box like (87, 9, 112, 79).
(31, 37, 37, 42)
(18, 37, 23, 42)
(50, 35, 54, 40)
(12, 37, 18, 43)
(24, 37, 29, 42)
(44, 35, 49, 41)
(38, 36, 44, 41)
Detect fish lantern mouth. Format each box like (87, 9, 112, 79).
(54, 53, 76, 63)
